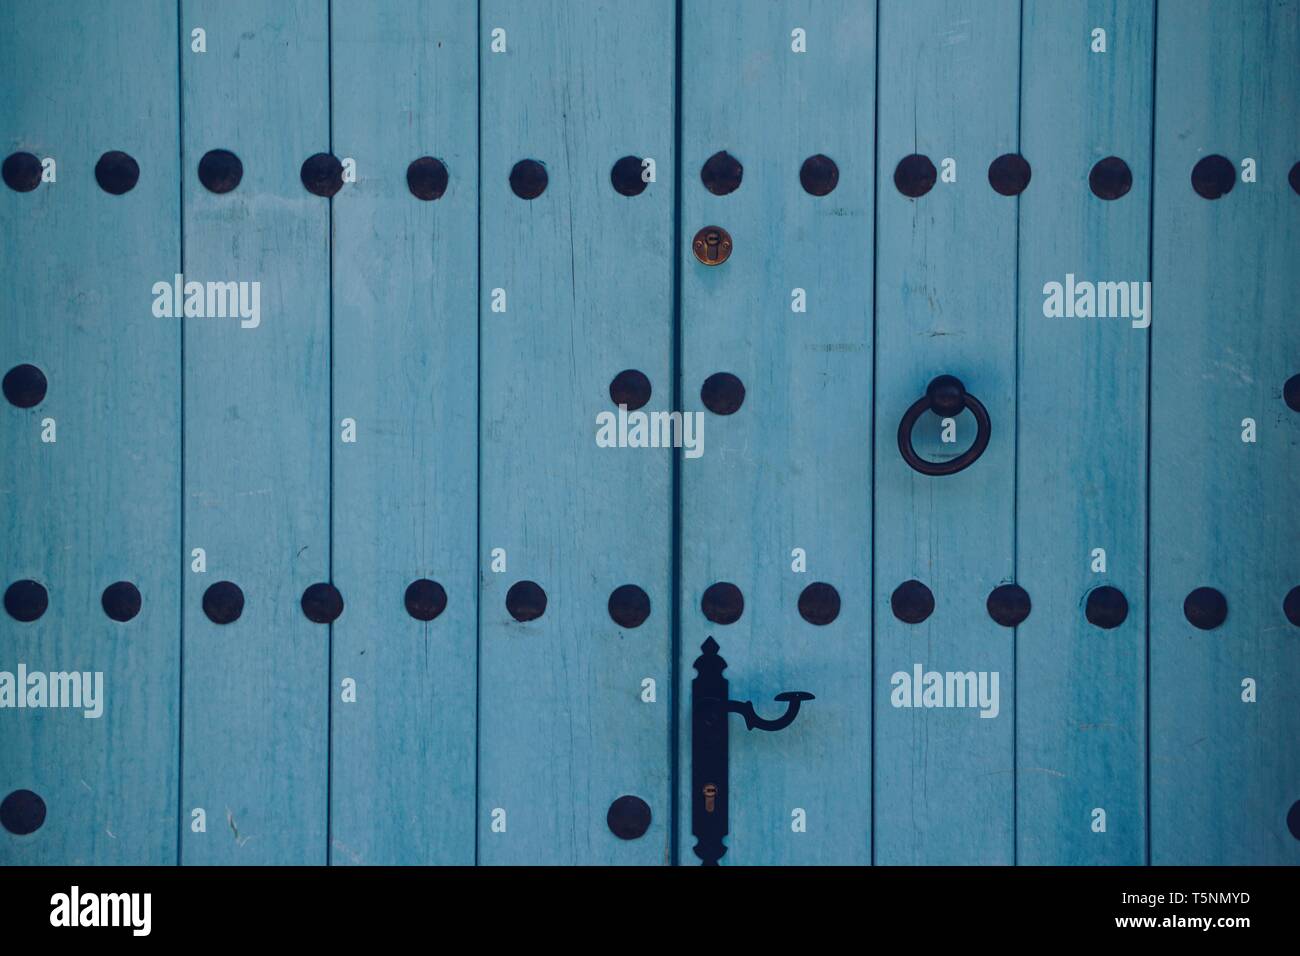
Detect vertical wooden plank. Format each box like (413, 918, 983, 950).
(1015, 1, 1152, 864)
(328, 0, 478, 865)
(873, 0, 1019, 865)
(478, 0, 675, 864)
(0, 0, 180, 865)
(1150, 0, 1300, 864)
(180, 0, 330, 864)
(677, 0, 875, 865)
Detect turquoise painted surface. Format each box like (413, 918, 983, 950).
(179, 0, 331, 864)
(329, 0, 478, 867)
(1, 0, 1296, 866)
(477, 0, 675, 864)
(873, 0, 1020, 865)
(677, 0, 875, 865)
(1016, 0, 1152, 864)
(0, 0, 181, 866)
(1149, 0, 1300, 865)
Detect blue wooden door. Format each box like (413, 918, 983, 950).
(2, 0, 1297, 866)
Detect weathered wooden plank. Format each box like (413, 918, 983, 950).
(677, 0, 875, 865)
(179, 0, 330, 864)
(873, 0, 1019, 865)
(477, 0, 675, 864)
(1015, 0, 1153, 864)
(328, 0, 478, 865)
(1149, 0, 1300, 864)
(0, 0, 180, 866)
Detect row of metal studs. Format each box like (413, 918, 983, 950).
(8, 149, 1298, 200)
(6, 576, 1298, 631)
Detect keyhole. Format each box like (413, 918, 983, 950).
(692, 225, 732, 265)
(703, 783, 718, 813)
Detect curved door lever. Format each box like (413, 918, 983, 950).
(726, 691, 816, 732)
(692, 637, 814, 865)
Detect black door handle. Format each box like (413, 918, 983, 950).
(897, 374, 991, 476)
(726, 692, 814, 732)
(691, 637, 814, 865)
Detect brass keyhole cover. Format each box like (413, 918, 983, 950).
(692, 225, 732, 266)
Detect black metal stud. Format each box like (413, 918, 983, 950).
(509, 159, 547, 199)
(202, 580, 244, 625)
(609, 369, 651, 411)
(300, 153, 343, 197)
(101, 581, 142, 623)
(610, 155, 648, 196)
(407, 156, 448, 201)
(890, 580, 933, 624)
(799, 154, 839, 196)
(1288, 799, 1300, 840)
(3, 364, 47, 408)
(1290, 161, 1300, 196)
(405, 578, 448, 622)
(988, 153, 1031, 196)
(1283, 374, 1300, 412)
(198, 148, 243, 194)
(701, 582, 744, 625)
(700, 150, 743, 195)
(95, 150, 139, 195)
(1084, 585, 1128, 629)
(301, 582, 344, 624)
(1183, 586, 1227, 630)
(506, 580, 547, 622)
(893, 154, 936, 198)
(1284, 586, 1300, 628)
(2, 152, 41, 192)
(987, 583, 1031, 627)
(797, 582, 840, 625)
(1190, 154, 1234, 199)
(700, 372, 745, 415)
(0, 789, 46, 835)
(3, 580, 48, 623)
(608, 584, 651, 628)
(607, 795, 651, 840)
(1089, 156, 1132, 200)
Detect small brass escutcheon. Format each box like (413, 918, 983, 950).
(692, 226, 732, 266)
(702, 783, 718, 813)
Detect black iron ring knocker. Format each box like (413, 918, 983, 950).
(897, 374, 992, 476)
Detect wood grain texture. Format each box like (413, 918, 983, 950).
(678, 0, 875, 865)
(2, 0, 1297, 867)
(1016, 0, 1152, 864)
(179, 0, 330, 864)
(328, 0, 478, 867)
(873, 0, 1019, 866)
(477, 0, 675, 864)
(0, 0, 180, 866)
(1149, 0, 1300, 865)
